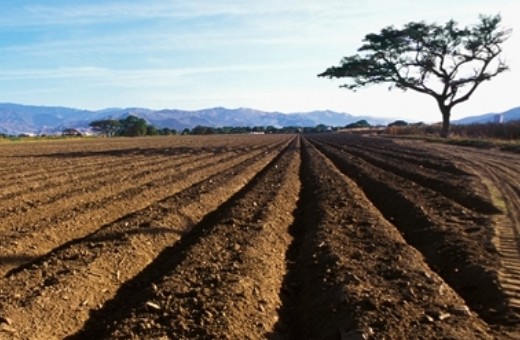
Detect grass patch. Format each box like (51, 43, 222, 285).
(484, 181, 507, 213)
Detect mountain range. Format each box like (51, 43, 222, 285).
(452, 106, 520, 125)
(0, 103, 397, 135)
(0, 103, 519, 135)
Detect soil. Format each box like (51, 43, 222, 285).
(0, 134, 519, 339)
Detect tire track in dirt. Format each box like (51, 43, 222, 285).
(273, 138, 495, 339)
(307, 136, 514, 326)
(413, 143, 520, 323)
(0, 138, 294, 340)
(0, 139, 290, 276)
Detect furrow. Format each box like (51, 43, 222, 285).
(306, 137, 514, 325)
(0, 140, 282, 212)
(0, 153, 199, 214)
(315, 134, 469, 175)
(315, 135, 498, 214)
(439, 145, 520, 326)
(62, 137, 300, 340)
(0, 140, 288, 276)
(0, 137, 293, 340)
(273, 138, 496, 339)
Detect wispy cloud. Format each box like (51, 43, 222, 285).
(0, 61, 319, 83)
(1, 0, 518, 116)
(1, 1, 354, 26)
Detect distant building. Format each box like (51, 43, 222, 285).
(494, 114, 504, 124)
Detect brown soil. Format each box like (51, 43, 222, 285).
(0, 134, 519, 339)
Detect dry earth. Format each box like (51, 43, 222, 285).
(0, 134, 519, 339)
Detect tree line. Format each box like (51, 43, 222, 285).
(89, 116, 177, 137)
(87, 116, 417, 137)
(88, 117, 363, 136)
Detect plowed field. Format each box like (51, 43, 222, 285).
(1, 134, 519, 339)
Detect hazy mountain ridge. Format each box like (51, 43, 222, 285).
(452, 107, 520, 125)
(0, 103, 395, 135)
(1, 103, 519, 135)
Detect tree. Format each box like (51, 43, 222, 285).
(161, 127, 177, 135)
(89, 119, 121, 137)
(146, 125, 159, 136)
(388, 120, 409, 127)
(318, 14, 511, 138)
(315, 124, 328, 133)
(346, 120, 371, 129)
(118, 116, 148, 136)
(265, 125, 277, 134)
(192, 125, 208, 135)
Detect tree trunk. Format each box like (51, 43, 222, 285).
(438, 103, 451, 139)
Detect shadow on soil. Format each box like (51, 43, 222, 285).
(319, 136, 500, 215)
(63, 142, 290, 340)
(4, 226, 183, 278)
(10, 146, 239, 159)
(266, 147, 313, 339)
(0, 255, 39, 271)
(309, 139, 517, 326)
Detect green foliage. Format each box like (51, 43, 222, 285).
(252, 126, 265, 132)
(84, 120, 341, 137)
(191, 125, 209, 135)
(89, 119, 121, 136)
(118, 116, 148, 136)
(160, 128, 177, 135)
(345, 120, 371, 129)
(265, 126, 277, 133)
(315, 124, 328, 133)
(388, 120, 408, 127)
(319, 14, 511, 138)
(146, 125, 159, 136)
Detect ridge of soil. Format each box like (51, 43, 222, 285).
(1, 134, 519, 339)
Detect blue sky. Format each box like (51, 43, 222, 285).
(1, 0, 518, 122)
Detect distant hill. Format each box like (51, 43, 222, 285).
(0, 103, 396, 135)
(453, 106, 520, 125)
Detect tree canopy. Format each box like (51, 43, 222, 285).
(318, 14, 511, 138)
(345, 120, 371, 129)
(118, 116, 148, 136)
(89, 119, 121, 137)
